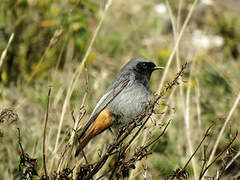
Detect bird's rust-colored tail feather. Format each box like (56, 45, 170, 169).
(75, 108, 113, 157)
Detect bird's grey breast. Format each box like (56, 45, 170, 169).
(108, 79, 150, 125)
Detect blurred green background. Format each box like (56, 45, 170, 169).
(0, 0, 240, 179)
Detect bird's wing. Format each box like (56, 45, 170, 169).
(78, 78, 130, 139)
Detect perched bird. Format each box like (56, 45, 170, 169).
(75, 57, 164, 157)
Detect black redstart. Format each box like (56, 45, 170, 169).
(75, 57, 164, 156)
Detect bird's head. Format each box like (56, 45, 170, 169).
(124, 57, 164, 80)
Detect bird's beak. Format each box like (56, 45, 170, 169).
(153, 66, 164, 71)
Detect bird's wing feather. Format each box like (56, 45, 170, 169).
(78, 78, 130, 139)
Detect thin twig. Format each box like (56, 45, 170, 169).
(199, 140, 210, 178)
(200, 131, 238, 179)
(183, 124, 213, 170)
(56, 108, 86, 172)
(207, 92, 240, 169)
(224, 149, 240, 171)
(82, 149, 89, 164)
(108, 111, 157, 179)
(42, 87, 52, 178)
(195, 79, 203, 138)
(17, 128, 24, 156)
(143, 120, 171, 149)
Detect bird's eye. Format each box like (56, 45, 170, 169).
(141, 63, 147, 69)
(136, 62, 149, 71)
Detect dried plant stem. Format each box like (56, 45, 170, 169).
(144, 120, 171, 149)
(57, 73, 88, 172)
(166, 0, 186, 122)
(0, 33, 14, 68)
(205, 55, 237, 94)
(17, 128, 24, 158)
(175, 0, 185, 112)
(195, 79, 203, 138)
(206, 92, 240, 173)
(53, 41, 66, 81)
(56, 108, 86, 172)
(200, 131, 238, 179)
(128, 131, 147, 180)
(158, 0, 198, 92)
(27, 29, 63, 83)
(168, 125, 212, 179)
(42, 87, 52, 177)
(183, 125, 213, 170)
(224, 149, 240, 171)
(53, 0, 113, 157)
(176, 0, 183, 32)
(184, 59, 198, 179)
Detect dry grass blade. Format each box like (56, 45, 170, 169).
(224, 149, 240, 172)
(207, 92, 240, 171)
(168, 0, 185, 109)
(195, 79, 203, 138)
(0, 33, 14, 68)
(158, 0, 199, 92)
(27, 29, 63, 83)
(56, 73, 89, 173)
(200, 131, 239, 179)
(184, 59, 198, 179)
(53, 0, 113, 156)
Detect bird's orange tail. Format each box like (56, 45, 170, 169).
(75, 108, 113, 157)
(75, 127, 95, 157)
